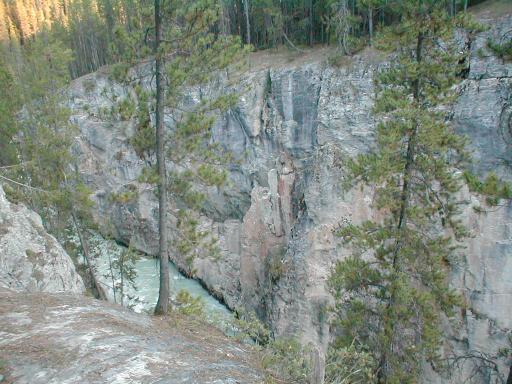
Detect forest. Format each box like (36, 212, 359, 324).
(0, 0, 492, 78)
(0, 0, 511, 383)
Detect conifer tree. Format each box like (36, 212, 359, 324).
(0, 59, 20, 167)
(153, 0, 169, 315)
(116, 0, 247, 315)
(0, 34, 101, 297)
(327, 2, 479, 382)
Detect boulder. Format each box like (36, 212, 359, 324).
(0, 185, 85, 294)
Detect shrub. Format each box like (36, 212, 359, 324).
(464, 171, 512, 206)
(262, 338, 312, 384)
(487, 37, 512, 61)
(232, 309, 270, 346)
(109, 62, 130, 83)
(324, 342, 377, 384)
(111, 97, 136, 121)
(108, 185, 138, 204)
(175, 290, 204, 317)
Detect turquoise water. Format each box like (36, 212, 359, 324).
(81, 233, 233, 328)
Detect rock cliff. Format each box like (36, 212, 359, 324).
(0, 185, 85, 293)
(68, 8, 512, 383)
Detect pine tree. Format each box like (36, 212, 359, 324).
(0, 33, 100, 298)
(327, 2, 479, 382)
(0, 58, 20, 166)
(153, 0, 169, 315)
(119, 0, 248, 315)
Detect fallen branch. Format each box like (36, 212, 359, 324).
(282, 31, 305, 53)
(0, 174, 49, 194)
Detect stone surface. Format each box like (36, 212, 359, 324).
(67, 11, 512, 383)
(0, 287, 262, 384)
(0, 186, 85, 294)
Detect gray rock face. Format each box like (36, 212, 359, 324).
(69, 13, 512, 383)
(0, 186, 85, 294)
(0, 288, 262, 383)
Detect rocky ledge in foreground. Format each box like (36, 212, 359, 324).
(0, 288, 262, 384)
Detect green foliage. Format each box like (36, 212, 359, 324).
(228, 308, 313, 383)
(53, 0, 110, 77)
(113, 0, 249, 275)
(109, 189, 138, 204)
(0, 59, 21, 166)
(324, 341, 377, 384)
(497, 334, 512, 360)
(1, 0, 484, 83)
(265, 248, 287, 283)
(111, 96, 136, 120)
(109, 62, 131, 83)
(105, 243, 141, 307)
(137, 166, 159, 185)
(328, 3, 475, 382)
(324, 0, 366, 54)
(0, 33, 95, 239)
(261, 338, 312, 384)
(464, 171, 512, 206)
(175, 289, 205, 316)
(228, 308, 312, 383)
(129, 87, 154, 162)
(175, 208, 220, 271)
(487, 36, 512, 61)
(248, 0, 284, 48)
(232, 309, 271, 346)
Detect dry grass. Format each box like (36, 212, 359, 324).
(469, 0, 512, 19)
(245, 45, 331, 72)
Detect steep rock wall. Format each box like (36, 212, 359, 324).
(69, 12, 512, 382)
(0, 186, 85, 294)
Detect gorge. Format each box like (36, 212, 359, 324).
(0, 2, 511, 383)
(66, 5, 512, 383)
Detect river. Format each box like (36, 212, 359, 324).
(75, 232, 233, 329)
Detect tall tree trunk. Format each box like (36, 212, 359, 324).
(450, 0, 456, 17)
(243, 0, 250, 45)
(154, 0, 169, 316)
(106, 0, 115, 41)
(120, 255, 124, 307)
(107, 253, 117, 302)
(309, 0, 313, 46)
(379, 30, 424, 383)
(368, 6, 373, 46)
(219, 1, 229, 35)
(71, 213, 107, 301)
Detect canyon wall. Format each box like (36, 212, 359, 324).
(68, 11, 512, 383)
